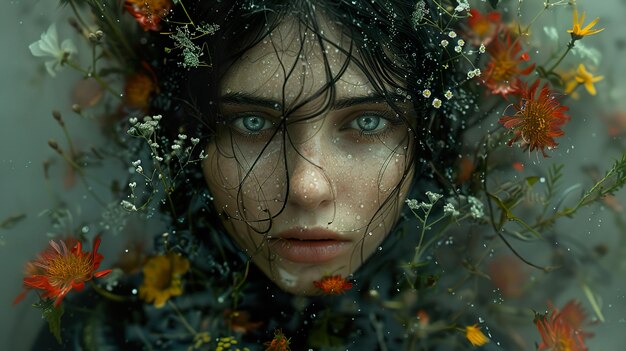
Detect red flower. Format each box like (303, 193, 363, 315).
(124, 0, 173, 31)
(264, 329, 291, 351)
(499, 80, 570, 157)
(313, 275, 353, 295)
(483, 32, 535, 98)
(466, 9, 502, 45)
(535, 300, 593, 351)
(14, 236, 112, 307)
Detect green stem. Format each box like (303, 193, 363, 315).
(167, 300, 197, 335)
(65, 61, 121, 100)
(546, 39, 576, 74)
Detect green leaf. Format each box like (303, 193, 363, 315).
(0, 214, 26, 230)
(488, 0, 500, 9)
(34, 299, 65, 344)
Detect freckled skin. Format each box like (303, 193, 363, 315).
(202, 18, 415, 295)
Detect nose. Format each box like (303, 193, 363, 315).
(286, 135, 334, 210)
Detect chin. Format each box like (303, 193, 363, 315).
(252, 255, 359, 296)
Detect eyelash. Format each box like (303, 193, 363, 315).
(350, 111, 403, 141)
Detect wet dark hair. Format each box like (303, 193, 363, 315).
(151, 0, 466, 261)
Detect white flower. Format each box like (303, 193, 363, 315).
(191, 137, 200, 145)
(432, 98, 442, 108)
(29, 23, 77, 77)
(473, 68, 482, 77)
(467, 70, 476, 79)
(405, 199, 420, 210)
(457, 39, 465, 47)
(468, 196, 484, 219)
(455, 0, 470, 12)
(120, 200, 137, 211)
(422, 89, 432, 98)
(426, 191, 443, 203)
(479, 44, 486, 54)
(440, 40, 449, 47)
(444, 90, 453, 100)
(454, 46, 462, 53)
(448, 31, 457, 38)
(443, 203, 460, 217)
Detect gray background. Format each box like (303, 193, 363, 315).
(2, 0, 626, 350)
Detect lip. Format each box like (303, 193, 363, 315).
(270, 228, 351, 264)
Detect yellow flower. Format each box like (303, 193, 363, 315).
(139, 252, 190, 308)
(567, 8, 604, 40)
(575, 64, 604, 96)
(465, 324, 489, 347)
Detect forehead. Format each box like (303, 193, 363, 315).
(220, 17, 374, 107)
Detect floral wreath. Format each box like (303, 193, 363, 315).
(11, 0, 626, 350)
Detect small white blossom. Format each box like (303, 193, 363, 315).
(426, 191, 443, 203)
(152, 114, 162, 121)
(473, 68, 481, 77)
(419, 202, 432, 210)
(155, 156, 164, 162)
(129, 117, 138, 125)
(199, 150, 207, 159)
(457, 39, 465, 47)
(443, 203, 460, 217)
(178, 134, 188, 140)
(454, 46, 462, 53)
(405, 199, 420, 210)
(448, 31, 457, 38)
(440, 39, 449, 47)
(171, 144, 181, 150)
(479, 44, 486, 54)
(132, 160, 142, 167)
(120, 200, 137, 211)
(467, 70, 476, 79)
(432, 98, 442, 108)
(135, 165, 143, 173)
(468, 196, 484, 219)
(422, 89, 432, 98)
(150, 142, 159, 149)
(128, 182, 137, 189)
(455, 0, 470, 12)
(444, 90, 453, 100)
(29, 23, 77, 77)
(191, 137, 200, 145)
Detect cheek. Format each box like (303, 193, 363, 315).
(331, 148, 412, 231)
(203, 140, 286, 224)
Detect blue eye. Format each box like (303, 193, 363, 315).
(350, 115, 388, 133)
(232, 115, 272, 133)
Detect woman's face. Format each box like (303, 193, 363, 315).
(203, 19, 415, 295)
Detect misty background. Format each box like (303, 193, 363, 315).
(1, 0, 626, 349)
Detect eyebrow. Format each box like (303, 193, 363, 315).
(220, 92, 409, 111)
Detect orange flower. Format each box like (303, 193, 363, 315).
(567, 7, 604, 41)
(14, 236, 111, 307)
(224, 309, 263, 334)
(499, 80, 570, 157)
(483, 31, 535, 98)
(467, 9, 502, 45)
(535, 300, 593, 351)
(124, 72, 157, 111)
(124, 0, 173, 31)
(264, 329, 291, 351)
(139, 252, 190, 308)
(465, 324, 490, 347)
(313, 275, 353, 295)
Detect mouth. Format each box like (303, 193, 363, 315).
(269, 228, 351, 264)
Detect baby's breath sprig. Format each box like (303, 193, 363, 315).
(160, 0, 220, 68)
(125, 115, 206, 216)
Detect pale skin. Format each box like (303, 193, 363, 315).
(202, 17, 416, 295)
